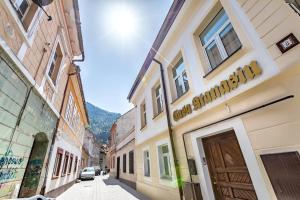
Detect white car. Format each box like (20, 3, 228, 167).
(80, 167, 95, 180)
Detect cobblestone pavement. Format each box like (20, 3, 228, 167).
(56, 175, 148, 200)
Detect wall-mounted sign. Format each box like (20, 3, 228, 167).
(276, 33, 299, 54)
(173, 61, 262, 121)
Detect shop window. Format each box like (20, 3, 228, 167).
(68, 154, 73, 174)
(10, 0, 38, 30)
(53, 148, 63, 177)
(143, 150, 150, 177)
(123, 154, 126, 173)
(153, 84, 163, 117)
(62, 152, 69, 176)
(172, 58, 189, 99)
(48, 44, 63, 85)
(200, 8, 242, 71)
(129, 151, 134, 174)
(140, 101, 147, 128)
(74, 156, 78, 173)
(158, 144, 172, 180)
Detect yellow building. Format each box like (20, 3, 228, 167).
(128, 0, 300, 200)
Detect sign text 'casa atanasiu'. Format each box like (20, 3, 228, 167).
(173, 61, 262, 121)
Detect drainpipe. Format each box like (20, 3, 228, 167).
(152, 58, 183, 200)
(40, 66, 80, 195)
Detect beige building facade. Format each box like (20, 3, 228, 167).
(128, 0, 300, 200)
(108, 109, 136, 188)
(0, 0, 84, 198)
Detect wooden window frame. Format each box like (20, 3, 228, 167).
(52, 148, 64, 179)
(68, 154, 73, 175)
(123, 154, 126, 173)
(74, 156, 78, 173)
(61, 151, 69, 177)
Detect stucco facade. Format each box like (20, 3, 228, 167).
(129, 0, 300, 200)
(0, 0, 84, 198)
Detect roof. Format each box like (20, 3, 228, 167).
(127, 0, 185, 101)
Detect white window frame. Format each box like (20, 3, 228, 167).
(65, 93, 74, 122)
(11, 0, 31, 21)
(172, 58, 189, 98)
(155, 84, 163, 115)
(200, 9, 242, 71)
(156, 139, 175, 187)
(140, 101, 147, 128)
(143, 149, 151, 177)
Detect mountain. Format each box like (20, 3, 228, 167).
(86, 102, 121, 143)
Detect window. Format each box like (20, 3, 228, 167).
(48, 44, 63, 85)
(286, 0, 300, 14)
(143, 150, 150, 177)
(172, 58, 189, 98)
(53, 148, 63, 177)
(129, 151, 134, 174)
(65, 94, 74, 122)
(62, 152, 69, 176)
(10, 0, 38, 30)
(140, 101, 147, 128)
(68, 154, 73, 174)
(74, 156, 78, 173)
(113, 156, 115, 168)
(123, 154, 126, 173)
(158, 144, 172, 179)
(200, 9, 242, 70)
(153, 84, 163, 116)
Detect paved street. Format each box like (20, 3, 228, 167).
(57, 175, 148, 200)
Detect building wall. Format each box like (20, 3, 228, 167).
(45, 73, 88, 196)
(0, 0, 83, 198)
(129, 0, 300, 199)
(115, 137, 136, 187)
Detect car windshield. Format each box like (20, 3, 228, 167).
(83, 168, 94, 172)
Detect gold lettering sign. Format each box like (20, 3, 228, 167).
(173, 61, 262, 121)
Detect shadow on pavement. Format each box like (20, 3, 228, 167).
(103, 176, 148, 200)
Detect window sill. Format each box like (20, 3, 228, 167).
(203, 46, 243, 78)
(170, 89, 191, 106)
(51, 176, 59, 180)
(152, 111, 164, 120)
(61, 174, 66, 177)
(140, 124, 147, 131)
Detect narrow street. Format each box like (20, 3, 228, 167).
(56, 175, 148, 200)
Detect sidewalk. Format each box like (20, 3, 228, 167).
(56, 175, 148, 200)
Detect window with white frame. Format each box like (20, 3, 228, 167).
(143, 150, 150, 177)
(200, 8, 242, 70)
(153, 84, 163, 116)
(10, 0, 38, 30)
(158, 144, 172, 179)
(48, 44, 63, 85)
(140, 101, 147, 128)
(286, 0, 300, 14)
(65, 94, 74, 122)
(172, 58, 189, 99)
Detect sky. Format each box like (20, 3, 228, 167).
(78, 0, 173, 114)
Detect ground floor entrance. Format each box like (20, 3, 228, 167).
(202, 130, 257, 200)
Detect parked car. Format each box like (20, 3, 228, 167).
(80, 167, 95, 180)
(93, 166, 101, 176)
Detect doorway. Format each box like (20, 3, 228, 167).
(18, 133, 49, 198)
(116, 156, 120, 179)
(202, 130, 257, 200)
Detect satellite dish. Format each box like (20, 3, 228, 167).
(32, 0, 54, 6)
(32, 0, 54, 21)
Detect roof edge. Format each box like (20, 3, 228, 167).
(127, 0, 185, 101)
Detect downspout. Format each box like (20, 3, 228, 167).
(40, 66, 80, 195)
(152, 58, 183, 200)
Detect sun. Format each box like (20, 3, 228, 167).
(106, 4, 137, 40)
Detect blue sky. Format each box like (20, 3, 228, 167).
(78, 0, 173, 114)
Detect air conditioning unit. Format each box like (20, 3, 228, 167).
(183, 182, 203, 200)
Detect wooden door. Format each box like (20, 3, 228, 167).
(202, 130, 257, 200)
(261, 152, 300, 200)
